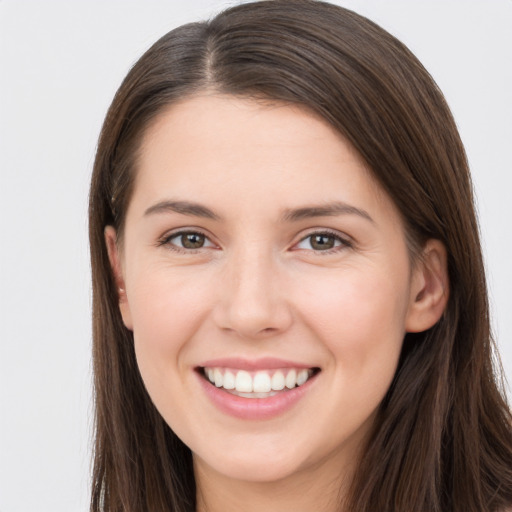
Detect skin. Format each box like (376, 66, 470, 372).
(106, 94, 448, 512)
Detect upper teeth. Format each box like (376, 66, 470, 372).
(204, 367, 313, 393)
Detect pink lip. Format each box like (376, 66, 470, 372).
(198, 357, 314, 371)
(195, 364, 319, 421)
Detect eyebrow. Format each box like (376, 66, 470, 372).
(144, 200, 221, 220)
(281, 202, 374, 224)
(143, 199, 374, 224)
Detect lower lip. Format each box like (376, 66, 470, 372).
(196, 370, 319, 420)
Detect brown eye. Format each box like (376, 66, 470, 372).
(163, 231, 215, 251)
(295, 231, 349, 252)
(180, 232, 206, 249)
(310, 234, 336, 250)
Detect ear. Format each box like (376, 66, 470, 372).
(104, 226, 133, 330)
(405, 239, 449, 333)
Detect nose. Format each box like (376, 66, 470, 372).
(213, 247, 293, 339)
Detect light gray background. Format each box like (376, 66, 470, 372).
(1, 1, 510, 511)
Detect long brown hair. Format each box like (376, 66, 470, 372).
(88, 1, 512, 510)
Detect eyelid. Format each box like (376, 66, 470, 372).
(156, 227, 353, 254)
(292, 228, 353, 252)
(157, 228, 218, 252)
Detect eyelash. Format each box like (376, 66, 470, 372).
(157, 228, 352, 255)
(294, 229, 353, 254)
(157, 230, 215, 254)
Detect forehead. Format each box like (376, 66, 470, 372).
(128, 94, 394, 221)
(140, 94, 362, 166)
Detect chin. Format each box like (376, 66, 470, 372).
(195, 445, 307, 484)
(217, 460, 299, 483)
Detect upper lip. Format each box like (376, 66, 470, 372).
(198, 357, 317, 371)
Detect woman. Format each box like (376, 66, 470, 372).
(88, 1, 512, 510)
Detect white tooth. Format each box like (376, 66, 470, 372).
(235, 370, 253, 392)
(285, 369, 297, 389)
(207, 368, 215, 383)
(271, 371, 285, 391)
(214, 368, 223, 387)
(223, 370, 235, 390)
(253, 372, 271, 393)
(297, 369, 309, 386)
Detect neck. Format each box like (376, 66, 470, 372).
(194, 453, 355, 512)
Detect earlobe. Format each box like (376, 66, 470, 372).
(405, 239, 449, 333)
(104, 226, 133, 330)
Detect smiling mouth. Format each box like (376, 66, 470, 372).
(199, 366, 321, 398)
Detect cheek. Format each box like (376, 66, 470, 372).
(298, 266, 409, 382)
(125, 266, 217, 437)
(126, 265, 212, 383)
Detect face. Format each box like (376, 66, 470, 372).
(108, 95, 434, 487)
